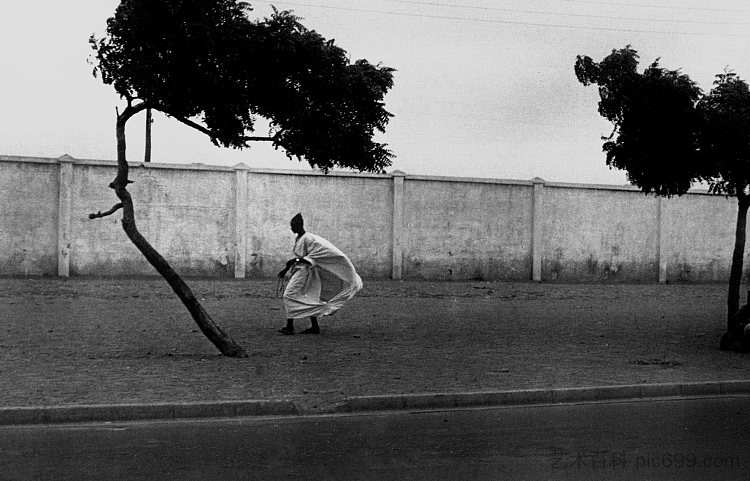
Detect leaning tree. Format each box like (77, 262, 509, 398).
(88, 0, 395, 357)
(575, 46, 750, 350)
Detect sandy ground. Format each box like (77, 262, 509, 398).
(0, 277, 748, 413)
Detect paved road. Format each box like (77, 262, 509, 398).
(2, 396, 750, 480)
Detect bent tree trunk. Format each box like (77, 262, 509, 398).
(98, 103, 247, 357)
(727, 192, 750, 329)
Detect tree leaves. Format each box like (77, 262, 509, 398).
(90, 0, 395, 172)
(576, 46, 750, 199)
(575, 46, 704, 197)
(698, 71, 750, 196)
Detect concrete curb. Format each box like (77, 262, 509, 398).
(339, 380, 750, 413)
(0, 399, 300, 426)
(2, 381, 750, 425)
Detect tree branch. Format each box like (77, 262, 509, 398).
(88, 202, 124, 219)
(168, 112, 276, 143)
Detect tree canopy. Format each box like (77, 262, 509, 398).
(697, 71, 750, 196)
(89, 0, 396, 173)
(574, 46, 704, 196)
(575, 45, 750, 199)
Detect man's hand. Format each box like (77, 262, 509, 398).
(277, 268, 288, 278)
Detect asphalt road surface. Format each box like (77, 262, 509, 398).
(1, 396, 749, 480)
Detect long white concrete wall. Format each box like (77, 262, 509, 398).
(0, 154, 742, 282)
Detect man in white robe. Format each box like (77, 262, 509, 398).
(277, 213, 363, 335)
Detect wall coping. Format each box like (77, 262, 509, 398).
(0, 153, 722, 195)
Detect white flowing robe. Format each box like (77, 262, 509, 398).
(283, 232, 363, 319)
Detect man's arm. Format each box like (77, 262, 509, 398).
(277, 257, 311, 278)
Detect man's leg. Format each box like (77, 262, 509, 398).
(278, 318, 294, 335)
(301, 316, 320, 334)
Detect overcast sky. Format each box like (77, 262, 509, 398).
(2, 1, 750, 184)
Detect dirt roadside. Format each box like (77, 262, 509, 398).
(0, 277, 747, 413)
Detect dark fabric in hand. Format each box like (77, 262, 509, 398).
(278, 269, 288, 278)
(285, 258, 296, 268)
